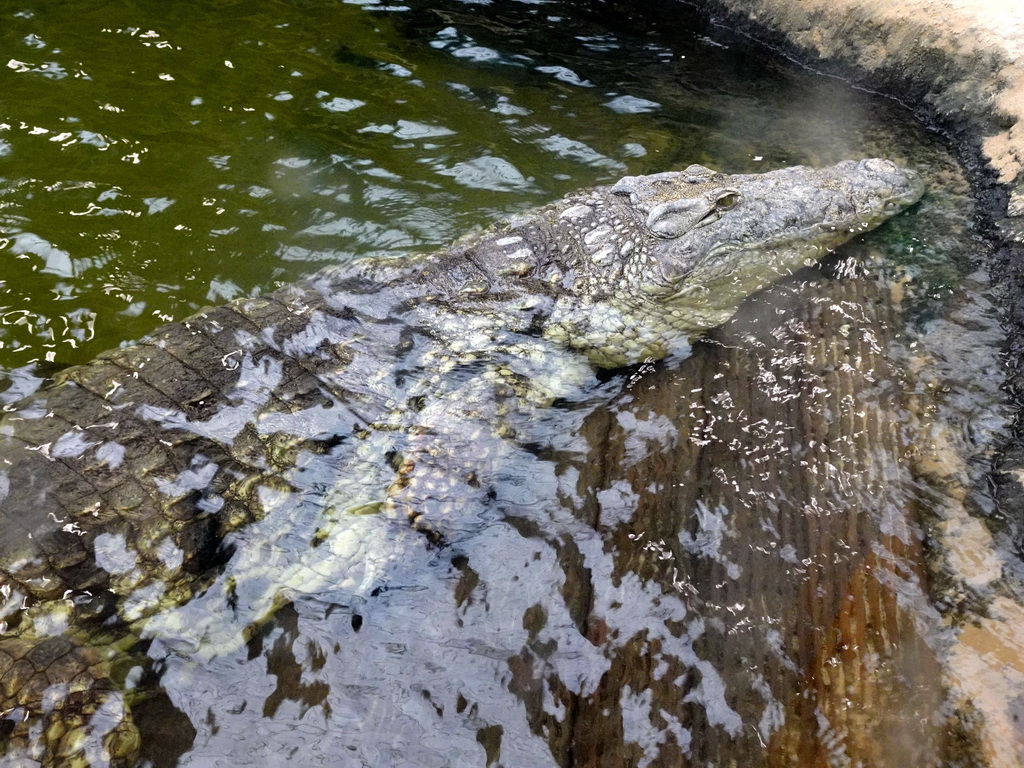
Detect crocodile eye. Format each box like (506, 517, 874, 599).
(716, 191, 741, 210)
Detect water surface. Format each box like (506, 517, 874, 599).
(0, 1, 1013, 767)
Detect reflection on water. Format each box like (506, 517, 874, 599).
(0, 0, 1019, 767)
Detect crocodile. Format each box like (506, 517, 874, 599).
(0, 159, 922, 766)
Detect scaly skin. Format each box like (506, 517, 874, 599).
(0, 160, 922, 766)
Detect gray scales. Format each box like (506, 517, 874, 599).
(0, 160, 922, 766)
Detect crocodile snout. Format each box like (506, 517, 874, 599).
(852, 158, 925, 209)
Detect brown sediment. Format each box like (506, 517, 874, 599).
(631, 3, 1024, 764)
(541, 251, 969, 765)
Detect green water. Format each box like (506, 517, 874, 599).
(0, 0, 964, 401)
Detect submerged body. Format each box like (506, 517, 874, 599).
(0, 160, 921, 765)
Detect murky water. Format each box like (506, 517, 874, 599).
(0, 0, 1017, 766)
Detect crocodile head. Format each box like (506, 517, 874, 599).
(543, 159, 924, 367)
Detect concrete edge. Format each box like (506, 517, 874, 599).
(684, 0, 1024, 239)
